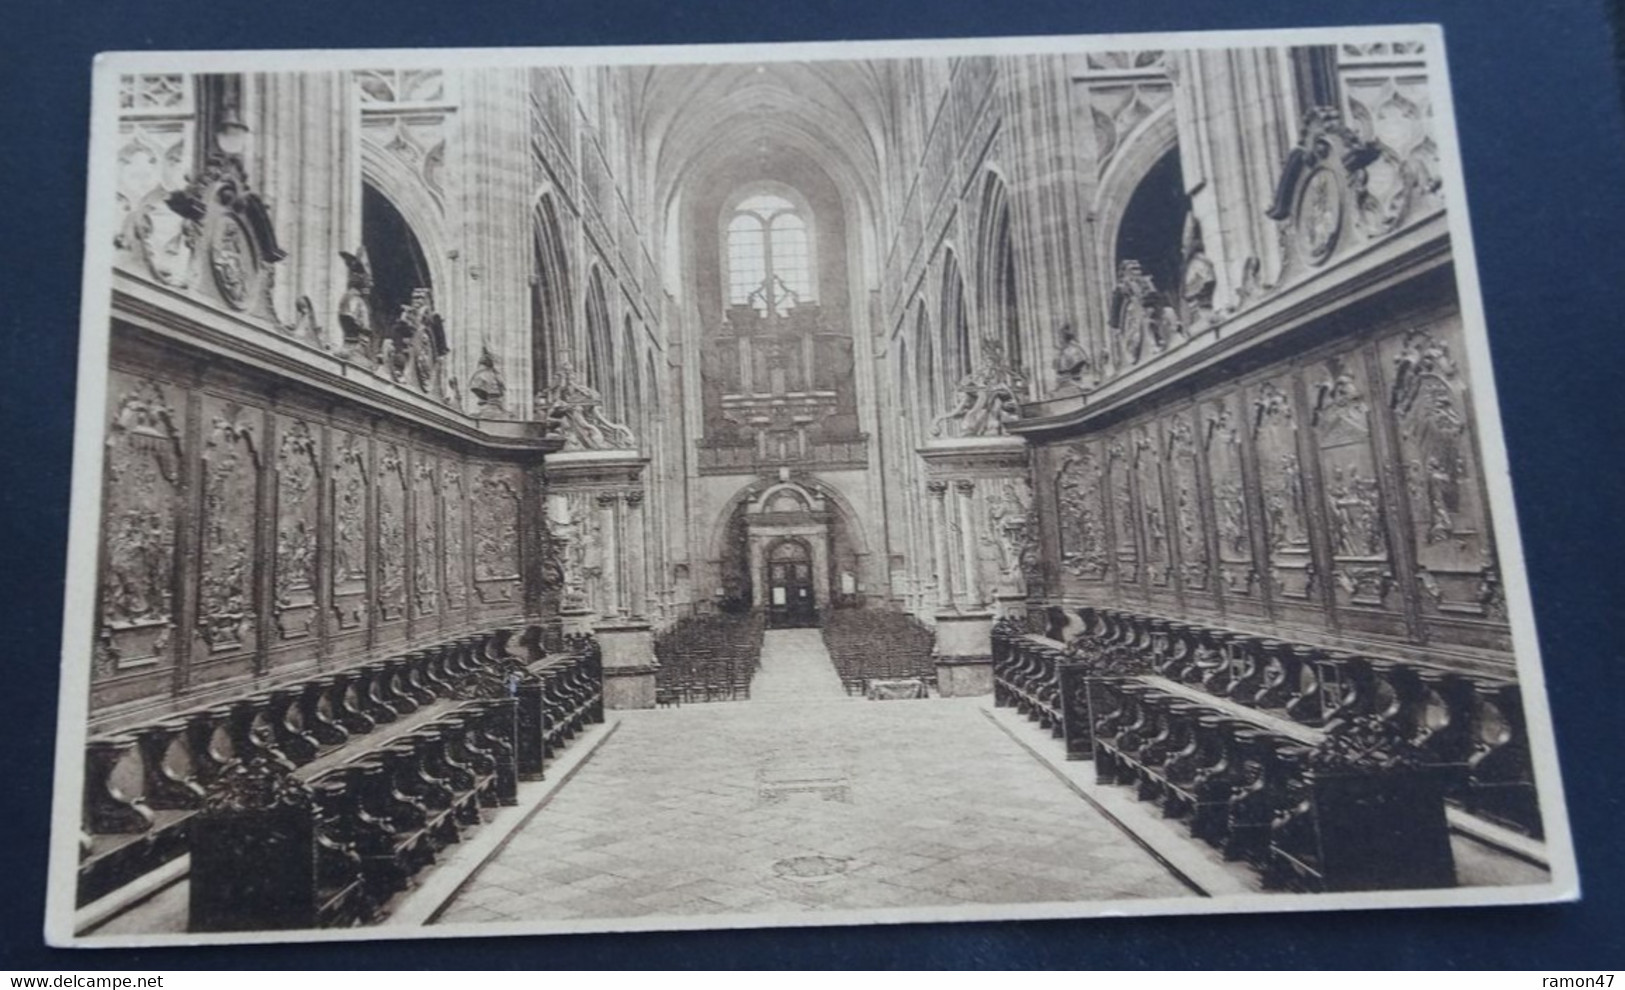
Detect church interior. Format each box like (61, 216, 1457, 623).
(72, 41, 1556, 937)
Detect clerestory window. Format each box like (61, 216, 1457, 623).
(725, 193, 815, 318)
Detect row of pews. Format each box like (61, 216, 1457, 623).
(821, 609, 936, 696)
(653, 611, 765, 705)
(993, 606, 1541, 893)
(79, 627, 604, 932)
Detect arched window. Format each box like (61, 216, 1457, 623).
(724, 192, 816, 317)
(940, 251, 971, 386)
(977, 173, 1024, 390)
(584, 268, 615, 418)
(531, 194, 571, 393)
(914, 305, 938, 428)
(622, 315, 642, 439)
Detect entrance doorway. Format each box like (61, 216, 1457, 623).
(766, 538, 818, 628)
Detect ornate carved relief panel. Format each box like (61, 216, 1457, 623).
(1251, 378, 1315, 604)
(1165, 411, 1210, 597)
(1107, 437, 1139, 587)
(272, 417, 320, 645)
(1379, 322, 1504, 624)
(1055, 441, 1110, 582)
(441, 460, 468, 613)
(375, 443, 408, 625)
(412, 453, 440, 621)
(1132, 425, 1172, 589)
(97, 374, 185, 682)
(472, 463, 522, 606)
(194, 399, 261, 663)
(982, 476, 1039, 598)
(1204, 394, 1258, 601)
(328, 429, 369, 634)
(1309, 353, 1398, 614)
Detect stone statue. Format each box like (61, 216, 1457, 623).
(535, 359, 636, 451)
(1180, 214, 1217, 331)
(1109, 259, 1185, 369)
(930, 341, 1025, 438)
(336, 249, 374, 361)
(468, 345, 507, 418)
(384, 287, 449, 395)
(1052, 322, 1091, 391)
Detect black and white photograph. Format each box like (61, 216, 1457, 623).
(46, 25, 1580, 948)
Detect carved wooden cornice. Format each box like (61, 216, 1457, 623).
(111, 270, 562, 457)
(1013, 210, 1450, 439)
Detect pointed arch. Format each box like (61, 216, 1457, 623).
(914, 302, 938, 429)
(939, 248, 971, 387)
(584, 266, 615, 420)
(531, 191, 572, 398)
(975, 170, 1025, 390)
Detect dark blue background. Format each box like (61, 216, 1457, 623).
(3, 0, 1623, 970)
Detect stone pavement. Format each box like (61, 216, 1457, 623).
(433, 631, 1191, 926)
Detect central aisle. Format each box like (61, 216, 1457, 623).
(434, 638, 1192, 927)
(750, 628, 847, 701)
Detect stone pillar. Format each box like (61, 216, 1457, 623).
(624, 490, 647, 619)
(927, 480, 954, 610)
(250, 71, 356, 348)
(596, 490, 621, 616)
(955, 479, 982, 609)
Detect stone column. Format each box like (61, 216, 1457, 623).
(596, 490, 621, 617)
(250, 71, 356, 348)
(624, 490, 647, 619)
(927, 480, 954, 610)
(955, 479, 982, 609)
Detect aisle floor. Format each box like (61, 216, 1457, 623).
(433, 630, 1192, 926)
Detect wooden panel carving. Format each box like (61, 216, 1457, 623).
(97, 375, 184, 679)
(472, 463, 521, 605)
(1108, 438, 1138, 585)
(1166, 411, 1209, 594)
(1252, 379, 1315, 602)
(375, 444, 408, 624)
(1309, 354, 1396, 612)
(1204, 396, 1258, 599)
(1133, 426, 1171, 588)
(272, 418, 320, 643)
(412, 454, 440, 620)
(442, 461, 468, 612)
(1055, 441, 1109, 581)
(1381, 324, 1503, 621)
(196, 400, 260, 658)
(329, 430, 368, 633)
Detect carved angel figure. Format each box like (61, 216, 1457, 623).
(930, 341, 1026, 438)
(536, 360, 637, 451)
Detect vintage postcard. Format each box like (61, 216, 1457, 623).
(47, 25, 1578, 947)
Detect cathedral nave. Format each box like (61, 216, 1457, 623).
(70, 41, 1553, 938)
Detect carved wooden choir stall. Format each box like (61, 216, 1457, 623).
(993, 607, 1538, 893)
(79, 627, 604, 931)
